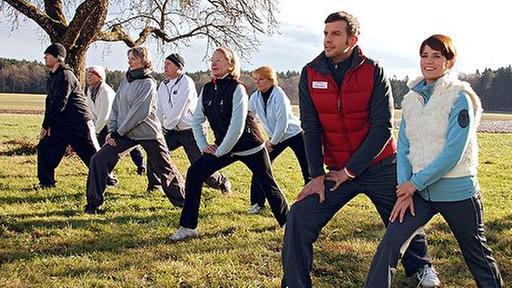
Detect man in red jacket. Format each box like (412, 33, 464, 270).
(281, 11, 440, 288)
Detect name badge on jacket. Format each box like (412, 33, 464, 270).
(312, 81, 328, 89)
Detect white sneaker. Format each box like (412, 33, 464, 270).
(416, 264, 440, 288)
(169, 226, 199, 241)
(247, 204, 264, 214)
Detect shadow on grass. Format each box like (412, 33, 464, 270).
(0, 210, 283, 268)
(312, 247, 381, 287)
(0, 192, 84, 204)
(5, 209, 80, 220)
(0, 186, 158, 204)
(428, 213, 512, 239)
(0, 139, 36, 156)
(0, 174, 35, 179)
(0, 214, 174, 264)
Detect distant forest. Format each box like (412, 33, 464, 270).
(1, 57, 511, 111)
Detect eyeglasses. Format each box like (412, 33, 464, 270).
(210, 58, 227, 64)
(87, 70, 101, 78)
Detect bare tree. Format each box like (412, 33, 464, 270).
(0, 0, 279, 83)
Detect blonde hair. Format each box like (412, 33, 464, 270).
(252, 65, 278, 86)
(214, 47, 240, 80)
(127, 46, 153, 70)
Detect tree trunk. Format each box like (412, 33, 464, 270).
(66, 44, 90, 88)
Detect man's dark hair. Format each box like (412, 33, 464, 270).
(324, 11, 360, 37)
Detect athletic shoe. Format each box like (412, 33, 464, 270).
(106, 177, 119, 187)
(416, 264, 440, 288)
(247, 203, 264, 214)
(146, 185, 163, 193)
(169, 226, 199, 241)
(33, 183, 55, 190)
(137, 166, 146, 175)
(83, 205, 104, 214)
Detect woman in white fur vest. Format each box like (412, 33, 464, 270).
(365, 34, 503, 287)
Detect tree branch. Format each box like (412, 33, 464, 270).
(74, 3, 108, 47)
(44, 0, 67, 25)
(3, 0, 66, 40)
(96, 25, 136, 47)
(61, 0, 105, 46)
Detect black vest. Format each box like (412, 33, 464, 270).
(201, 76, 263, 153)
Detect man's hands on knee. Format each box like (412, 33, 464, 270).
(40, 127, 51, 139)
(106, 132, 118, 147)
(325, 169, 350, 191)
(296, 175, 325, 202)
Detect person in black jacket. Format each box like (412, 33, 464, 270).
(169, 47, 289, 241)
(36, 43, 100, 189)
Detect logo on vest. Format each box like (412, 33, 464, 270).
(312, 81, 328, 89)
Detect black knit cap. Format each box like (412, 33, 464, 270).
(166, 53, 185, 69)
(44, 43, 67, 60)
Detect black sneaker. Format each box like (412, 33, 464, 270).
(83, 205, 104, 214)
(33, 183, 55, 190)
(106, 177, 119, 187)
(146, 185, 162, 193)
(137, 166, 146, 175)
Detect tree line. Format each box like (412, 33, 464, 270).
(390, 67, 512, 112)
(1, 0, 279, 84)
(1, 57, 510, 112)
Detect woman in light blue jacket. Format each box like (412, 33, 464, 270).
(247, 65, 310, 214)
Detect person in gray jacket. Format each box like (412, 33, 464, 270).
(146, 53, 231, 194)
(247, 65, 310, 214)
(86, 65, 146, 184)
(84, 47, 185, 214)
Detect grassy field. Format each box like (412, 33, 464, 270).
(0, 112, 511, 287)
(0, 93, 45, 112)
(2, 93, 512, 121)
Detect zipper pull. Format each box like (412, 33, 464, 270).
(220, 100, 223, 106)
(337, 98, 341, 112)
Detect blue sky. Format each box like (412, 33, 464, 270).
(1, 0, 510, 78)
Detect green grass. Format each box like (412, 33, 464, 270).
(0, 113, 511, 287)
(0, 93, 45, 112)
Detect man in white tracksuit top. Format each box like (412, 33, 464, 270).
(146, 53, 231, 193)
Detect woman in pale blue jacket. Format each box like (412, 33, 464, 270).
(247, 65, 310, 214)
(365, 34, 503, 288)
